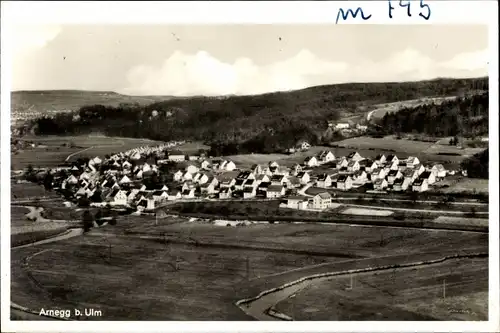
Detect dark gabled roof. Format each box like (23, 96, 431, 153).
(393, 178, 404, 185)
(270, 174, 284, 181)
(234, 179, 245, 186)
(237, 171, 253, 179)
(168, 150, 185, 156)
(243, 187, 255, 193)
(420, 171, 432, 179)
(317, 173, 330, 181)
(337, 174, 350, 182)
(316, 192, 332, 199)
(244, 179, 255, 185)
(413, 178, 425, 186)
(259, 181, 271, 188)
(387, 169, 399, 176)
(386, 154, 397, 161)
(267, 185, 284, 192)
(375, 154, 385, 159)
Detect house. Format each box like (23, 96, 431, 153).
(266, 185, 285, 198)
(296, 171, 311, 185)
(256, 174, 270, 184)
(370, 168, 386, 182)
(112, 190, 128, 206)
(195, 173, 210, 185)
(316, 174, 332, 188)
(406, 156, 420, 168)
(337, 157, 349, 169)
(257, 181, 271, 193)
(90, 156, 102, 165)
(221, 160, 236, 171)
(285, 196, 309, 210)
(392, 177, 411, 191)
(201, 160, 211, 170)
(431, 164, 447, 178)
(243, 187, 257, 199)
(237, 171, 255, 181)
(127, 189, 140, 203)
(218, 171, 239, 188)
(173, 170, 184, 182)
(386, 154, 399, 165)
(356, 124, 368, 131)
(122, 160, 132, 169)
(347, 152, 363, 162)
(387, 170, 402, 184)
(243, 178, 257, 189)
(270, 174, 287, 186)
(291, 164, 303, 176)
(142, 163, 152, 173)
(287, 176, 301, 189)
(200, 181, 217, 195)
(304, 156, 319, 168)
(168, 188, 183, 201)
(336, 175, 353, 190)
(131, 152, 142, 160)
(118, 175, 132, 184)
(413, 164, 426, 176)
(334, 123, 350, 130)
(152, 190, 169, 202)
(67, 174, 79, 185)
(347, 160, 360, 173)
(312, 192, 332, 210)
(412, 178, 429, 192)
(297, 141, 311, 151)
(185, 164, 199, 174)
(234, 179, 245, 191)
(375, 154, 386, 165)
(182, 171, 193, 181)
(318, 151, 335, 164)
(269, 161, 280, 169)
(219, 188, 232, 199)
(168, 151, 186, 162)
(359, 159, 377, 173)
(250, 164, 263, 175)
(373, 179, 388, 191)
(182, 181, 196, 192)
(182, 188, 196, 199)
(403, 169, 418, 183)
(352, 170, 367, 182)
(419, 171, 436, 185)
(135, 170, 144, 179)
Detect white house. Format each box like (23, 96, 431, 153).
(112, 190, 128, 206)
(182, 171, 193, 181)
(222, 160, 237, 171)
(419, 171, 436, 185)
(182, 188, 196, 199)
(285, 196, 309, 210)
(370, 168, 386, 182)
(403, 168, 418, 183)
(266, 185, 285, 198)
(219, 188, 232, 199)
(270, 174, 288, 186)
(297, 141, 311, 151)
(118, 175, 132, 184)
(173, 170, 184, 182)
(412, 178, 429, 192)
(386, 170, 402, 184)
(373, 179, 388, 191)
(201, 160, 211, 170)
(168, 154, 186, 162)
(431, 164, 447, 178)
(334, 123, 350, 130)
(312, 192, 332, 210)
(243, 187, 257, 199)
(347, 160, 361, 173)
(336, 175, 353, 190)
(413, 164, 426, 176)
(186, 164, 199, 174)
(347, 152, 363, 162)
(316, 174, 332, 188)
(304, 156, 319, 168)
(386, 154, 399, 165)
(337, 157, 349, 169)
(375, 154, 387, 165)
(318, 151, 335, 164)
(392, 177, 411, 191)
(406, 156, 420, 168)
(297, 171, 311, 185)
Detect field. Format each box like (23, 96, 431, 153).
(341, 208, 394, 216)
(368, 96, 458, 121)
(274, 257, 487, 320)
(438, 178, 489, 195)
(11, 135, 166, 169)
(11, 214, 488, 320)
(11, 182, 60, 200)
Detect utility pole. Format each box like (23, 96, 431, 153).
(246, 256, 250, 281)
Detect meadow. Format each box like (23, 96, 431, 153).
(274, 257, 487, 321)
(11, 215, 488, 320)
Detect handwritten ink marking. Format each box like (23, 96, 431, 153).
(389, 0, 431, 20)
(336, 7, 372, 24)
(419, 0, 431, 20)
(399, 0, 412, 17)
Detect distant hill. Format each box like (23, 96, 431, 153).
(11, 90, 175, 115)
(25, 77, 488, 155)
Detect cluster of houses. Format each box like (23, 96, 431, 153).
(40, 136, 451, 213)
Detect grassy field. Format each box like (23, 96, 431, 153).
(274, 257, 487, 320)
(11, 216, 487, 320)
(11, 183, 60, 200)
(368, 96, 458, 121)
(12, 135, 166, 169)
(438, 178, 489, 195)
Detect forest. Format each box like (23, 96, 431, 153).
(374, 92, 488, 137)
(29, 77, 488, 155)
(461, 149, 489, 179)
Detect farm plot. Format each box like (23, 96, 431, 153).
(273, 257, 487, 321)
(368, 96, 458, 121)
(11, 219, 488, 320)
(333, 137, 434, 155)
(439, 178, 489, 195)
(342, 208, 394, 216)
(11, 182, 60, 201)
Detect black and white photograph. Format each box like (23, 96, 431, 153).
(1, 1, 498, 331)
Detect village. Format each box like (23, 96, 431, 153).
(32, 138, 455, 214)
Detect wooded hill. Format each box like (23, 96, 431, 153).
(28, 77, 488, 155)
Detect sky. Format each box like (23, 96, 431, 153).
(11, 24, 489, 96)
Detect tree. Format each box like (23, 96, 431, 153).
(82, 210, 94, 232)
(43, 173, 54, 191)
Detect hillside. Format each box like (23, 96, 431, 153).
(461, 149, 489, 179)
(25, 77, 488, 155)
(11, 90, 175, 117)
(373, 92, 489, 138)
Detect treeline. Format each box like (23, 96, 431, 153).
(374, 92, 489, 137)
(30, 77, 488, 154)
(461, 149, 489, 179)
